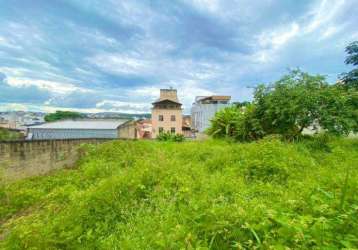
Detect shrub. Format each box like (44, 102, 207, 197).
(156, 131, 185, 142)
(207, 105, 264, 141)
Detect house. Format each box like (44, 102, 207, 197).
(152, 88, 183, 138)
(27, 119, 127, 140)
(118, 119, 152, 139)
(191, 95, 231, 133)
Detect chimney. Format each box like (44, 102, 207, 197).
(160, 88, 178, 102)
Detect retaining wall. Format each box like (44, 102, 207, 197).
(0, 138, 112, 181)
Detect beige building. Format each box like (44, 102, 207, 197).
(117, 119, 152, 139)
(152, 89, 182, 138)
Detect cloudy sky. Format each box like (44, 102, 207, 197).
(0, 0, 357, 114)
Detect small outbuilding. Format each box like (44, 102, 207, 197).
(117, 119, 152, 139)
(27, 119, 127, 140)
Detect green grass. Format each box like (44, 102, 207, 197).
(0, 137, 357, 249)
(0, 128, 22, 141)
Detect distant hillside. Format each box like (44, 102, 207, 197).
(1, 137, 357, 249)
(84, 112, 151, 120)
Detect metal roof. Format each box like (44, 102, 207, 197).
(28, 119, 128, 130)
(196, 96, 231, 102)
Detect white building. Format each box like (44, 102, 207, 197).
(191, 96, 231, 133)
(27, 119, 127, 140)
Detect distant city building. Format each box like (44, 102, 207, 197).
(151, 88, 183, 138)
(27, 119, 127, 140)
(0, 111, 45, 130)
(191, 96, 231, 133)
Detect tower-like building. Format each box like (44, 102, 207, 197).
(152, 88, 182, 138)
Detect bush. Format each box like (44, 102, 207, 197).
(156, 131, 185, 142)
(207, 105, 264, 142)
(0, 128, 22, 141)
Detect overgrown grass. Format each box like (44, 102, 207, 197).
(0, 137, 357, 249)
(0, 128, 22, 141)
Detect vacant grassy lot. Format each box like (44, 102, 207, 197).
(1, 137, 357, 249)
(0, 128, 22, 141)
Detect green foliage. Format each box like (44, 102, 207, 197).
(0, 138, 357, 249)
(206, 106, 241, 139)
(207, 105, 264, 141)
(44, 110, 83, 122)
(340, 41, 358, 90)
(0, 128, 22, 141)
(254, 70, 353, 137)
(208, 70, 356, 140)
(156, 131, 185, 142)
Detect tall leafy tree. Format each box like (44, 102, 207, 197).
(208, 70, 356, 140)
(254, 70, 354, 137)
(340, 41, 358, 90)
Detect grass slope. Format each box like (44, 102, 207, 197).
(0, 128, 22, 141)
(0, 137, 357, 249)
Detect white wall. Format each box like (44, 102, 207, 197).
(191, 103, 229, 133)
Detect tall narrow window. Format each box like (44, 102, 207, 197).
(171, 127, 175, 133)
(171, 115, 176, 121)
(158, 115, 164, 121)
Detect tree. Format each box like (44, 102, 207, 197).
(340, 41, 358, 90)
(44, 111, 83, 122)
(254, 70, 354, 137)
(208, 70, 356, 141)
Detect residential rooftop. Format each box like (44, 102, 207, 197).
(195, 95, 231, 102)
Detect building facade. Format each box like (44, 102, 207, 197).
(152, 89, 182, 138)
(191, 96, 231, 133)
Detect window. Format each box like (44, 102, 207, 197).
(159, 127, 164, 133)
(171, 127, 175, 133)
(171, 115, 176, 121)
(158, 115, 164, 121)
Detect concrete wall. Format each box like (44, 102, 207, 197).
(118, 121, 137, 139)
(0, 138, 112, 181)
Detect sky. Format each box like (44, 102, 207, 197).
(0, 0, 357, 114)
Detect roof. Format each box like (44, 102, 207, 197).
(28, 119, 128, 130)
(152, 99, 182, 105)
(196, 95, 231, 102)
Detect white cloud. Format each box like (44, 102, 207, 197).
(0, 36, 21, 49)
(96, 100, 150, 113)
(186, 0, 220, 13)
(258, 22, 300, 49)
(5, 77, 90, 95)
(304, 0, 346, 33)
(89, 53, 151, 75)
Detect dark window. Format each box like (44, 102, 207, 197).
(171, 127, 175, 133)
(171, 115, 176, 121)
(158, 115, 164, 121)
(159, 127, 164, 133)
